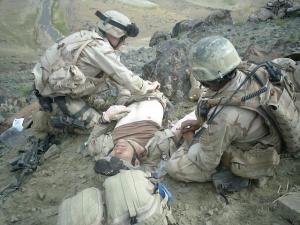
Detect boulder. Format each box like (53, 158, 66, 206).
(248, 0, 295, 22)
(149, 31, 171, 47)
(242, 44, 281, 63)
(276, 192, 300, 224)
(204, 10, 233, 26)
(143, 39, 193, 100)
(171, 10, 233, 38)
(248, 8, 274, 22)
(286, 2, 300, 17)
(171, 19, 204, 38)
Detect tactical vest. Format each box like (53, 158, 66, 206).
(33, 30, 106, 97)
(197, 60, 300, 154)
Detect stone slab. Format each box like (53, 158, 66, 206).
(277, 192, 300, 224)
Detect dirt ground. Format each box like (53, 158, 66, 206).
(0, 0, 300, 225)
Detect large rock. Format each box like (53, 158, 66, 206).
(143, 39, 193, 100)
(248, 8, 275, 22)
(149, 31, 171, 47)
(171, 19, 204, 38)
(248, 0, 295, 22)
(171, 10, 232, 38)
(242, 44, 281, 63)
(286, 2, 300, 17)
(204, 10, 233, 26)
(276, 192, 300, 224)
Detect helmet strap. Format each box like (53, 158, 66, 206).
(202, 70, 236, 91)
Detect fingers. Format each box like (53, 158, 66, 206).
(180, 119, 202, 134)
(115, 105, 131, 114)
(113, 112, 130, 120)
(146, 81, 161, 92)
(104, 105, 131, 122)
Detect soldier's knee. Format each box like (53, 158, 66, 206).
(166, 160, 180, 178)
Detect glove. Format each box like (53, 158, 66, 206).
(180, 119, 203, 134)
(102, 105, 131, 122)
(145, 81, 160, 93)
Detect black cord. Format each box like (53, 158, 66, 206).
(192, 63, 269, 142)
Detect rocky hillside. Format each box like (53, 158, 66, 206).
(0, 1, 300, 225)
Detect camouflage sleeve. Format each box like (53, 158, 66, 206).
(187, 107, 245, 171)
(84, 41, 148, 95)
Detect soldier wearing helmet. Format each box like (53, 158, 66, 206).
(166, 36, 299, 186)
(31, 10, 160, 135)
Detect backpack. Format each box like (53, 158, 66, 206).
(34, 30, 106, 97)
(244, 59, 300, 154)
(104, 170, 177, 225)
(197, 59, 300, 154)
(57, 187, 104, 225)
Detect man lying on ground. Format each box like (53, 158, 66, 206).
(87, 91, 195, 175)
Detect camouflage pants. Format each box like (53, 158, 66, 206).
(166, 141, 215, 182)
(31, 96, 103, 136)
(166, 141, 280, 182)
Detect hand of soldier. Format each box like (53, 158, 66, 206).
(103, 105, 131, 122)
(180, 119, 202, 134)
(146, 81, 160, 93)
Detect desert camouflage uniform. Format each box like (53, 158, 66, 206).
(32, 30, 149, 131)
(166, 65, 285, 182)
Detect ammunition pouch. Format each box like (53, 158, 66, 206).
(34, 90, 53, 112)
(50, 115, 85, 130)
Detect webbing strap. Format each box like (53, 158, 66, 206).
(126, 140, 140, 165)
(120, 173, 138, 224)
(54, 96, 70, 115)
(72, 104, 90, 118)
(72, 39, 94, 65)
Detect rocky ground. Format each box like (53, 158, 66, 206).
(0, 0, 300, 225)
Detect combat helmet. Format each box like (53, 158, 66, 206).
(188, 36, 241, 81)
(96, 10, 139, 38)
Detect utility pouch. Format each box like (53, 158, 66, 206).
(265, 87, 300, 153)
(34, 89, 53, 112)
(104, 170, 176, 225)
(229, 146, 280, 179)
(50, 116, 85, 129)
(57, 187, 104, 225)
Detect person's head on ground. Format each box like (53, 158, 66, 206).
(95, 10, 139, 49)
(110, 139, 144, 166)
(94, 139, 144, 176)
(188, 36, 241, 91)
